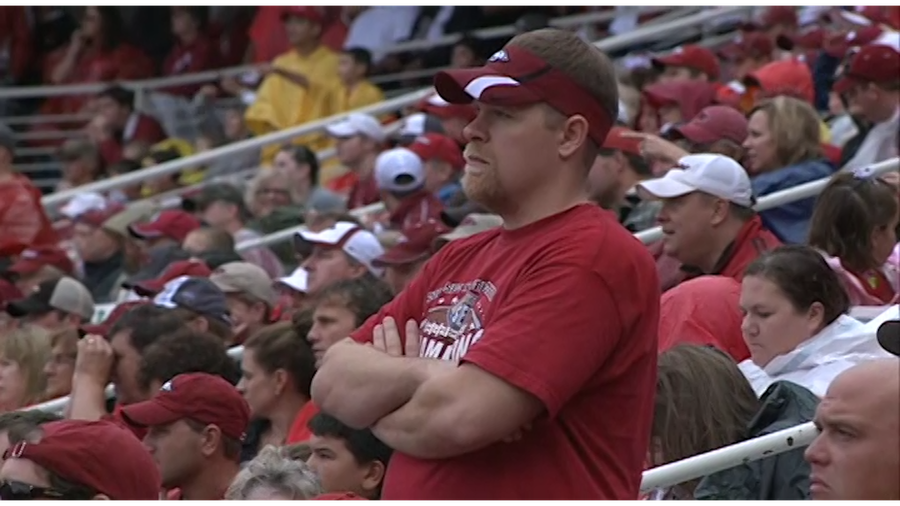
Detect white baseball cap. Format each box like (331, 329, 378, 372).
(637, 154, 754, 207)
(276, 267, 309, 294)
(325, 113, 386, 143)
(295, 222, 385, 276)
(375, 147, 425, 193)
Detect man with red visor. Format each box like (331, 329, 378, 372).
(312, 29, 659, 500)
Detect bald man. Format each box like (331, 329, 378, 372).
(804, 359, 900, 500)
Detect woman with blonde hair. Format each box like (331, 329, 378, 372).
(742, 96, 834, 244)
(651, 344, 817, 500)
(0, 326, 52, 411)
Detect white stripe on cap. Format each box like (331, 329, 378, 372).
(464, 76, 521, 100)
(153, 275, 191, 308)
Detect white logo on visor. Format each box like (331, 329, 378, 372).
(488, 50, 509, 62)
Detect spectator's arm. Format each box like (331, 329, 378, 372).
(50, 34, 85, 84)
(67, 334, 116, 421)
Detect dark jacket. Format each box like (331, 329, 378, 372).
(693, 381, 819, 500)
(751, 158, 834, 245)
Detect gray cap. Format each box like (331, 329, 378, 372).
(5, 277, 94, 321)
(210, 261, 277, 307)
(102, 202, 159, 237)
(0, 123, 16, 155)
(153, 275, 232, 326)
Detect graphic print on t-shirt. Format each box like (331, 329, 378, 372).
(418, 279, 497, 362)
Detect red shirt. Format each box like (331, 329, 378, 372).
(0, 174, 58, 257)
(847, 266, 896, 304)
(162, 35, 222, 96)
(388, 190, 444, 229)
(285, 401, 320, 444)
(347, 175, 380, 210)
(98, 113, 167, 165)
(708, 216, 781, 281)
(350, 204, 660, 500)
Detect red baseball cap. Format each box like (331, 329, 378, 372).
(373, 220, 449, 267)
(407, 133, 464, 169)
(671, 105, 749, 146)
(834, 44, 900, 93)
(313, 492, 366, 500)
(79, 300, 147, 338)
(9, 245, 74, 276)
(281, 6, 324, 24)
(719, 32, 775, 61)
(128, 210, 201, 242)
(433, 44, 615, 146)
(652, 45, 720, 80)
(76, 202, 126, 228)
(601, 127, 641, 156)
(3, 419, 160, 500)
(125, 260, 213, 297)
(762, 6, 798, 27)
(121, 372, 251, 441)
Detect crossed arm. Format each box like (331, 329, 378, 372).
(310, 319, 544, 459)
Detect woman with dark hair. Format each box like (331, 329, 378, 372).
(738, 245, 890, 397)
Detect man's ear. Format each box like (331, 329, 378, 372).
(360, 459, 386, 497)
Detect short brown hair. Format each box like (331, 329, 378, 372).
(138, 328, 238, 391)
(749, 96, 822, 169)
(243, 322, 316, 399)
(508, 29, 619, 162)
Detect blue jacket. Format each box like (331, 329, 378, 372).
(752, 158, 835, 244)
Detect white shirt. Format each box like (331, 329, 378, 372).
(841, 107, 900, 172)
(739, 314, 892, 398)
(343, 7, 420, 64)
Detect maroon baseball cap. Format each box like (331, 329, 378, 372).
(407, 133, 464, 170)
(834, 44, 900, 94)
(76, 202, 126, 228)
(124, 260, 213, 297)
(601, 127, 642, 155)
(671, 105, 749, 146)
(719, 32, 775, 61)
(762, 6, 798, 27)
(373, 220, 449, 267)
(651, 45, 720, 80)
(9, 245, 75, 276)
(121, 372, 250, 441)
(281, 6, 324, 24)
(128, 210, 201, 242)
(79, 300, 147, 338)
(434, 44, 615, 146)
(2, 419, 160, 500)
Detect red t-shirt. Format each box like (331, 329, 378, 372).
(162, 35, 222, 96)
(350, 204, 660, 500)
(347, 175, 380, 210)
(388, 190, 444, 230)
(285, 401, 320, 444)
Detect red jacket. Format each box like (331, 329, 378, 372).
(0, 174, 59, 257)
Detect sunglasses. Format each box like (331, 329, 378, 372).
(0, 480, 70, 500)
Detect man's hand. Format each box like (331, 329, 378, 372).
(372, 316, 420, 357)
(74, 334, 114, 386)
(621, 131, 689, 165)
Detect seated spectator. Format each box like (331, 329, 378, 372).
(0, 326, 51, 411)
(91, 85, 166, 166)
(122, 373, 250, 500)
(416, 94, 475, 146)
(306, 276, 393, 366)
(393, 112, 445, 147)
(804, 358, 900, 500)
(0, 125, 59, 257)
(225, 445, 323, 500)
(182, 227, 236, 257)
(128, 209, 202, 257)
(42, 7, 153, 114)
(668, 105, 749, 162)
(244, 7, 341, 160)
(106, 159, 144, 202)
(651, 345, 816, 500)
(336, 47, 384, 113)
(743, 96, 834, 244)
(433, 213, 504, 249)
(738, 246, 892, 397)
(100, 203, 158, 287)
(72, 202, 127, 302)
(637, 154, 781, 291)
(43, 328, 79, 401)
(5, 277, 94, 332)
(272, 144, 342, 211)
(193, 183, 285, 279)
(639, 80, 717, 135)
(55, 139, 102, 192)
(6, 245, 75, 295)
(237, 322, 317, 456)
(834, 44, 899, 171)
(375, 147, 444, 230)
(124, 259, 212, 299)
(295, 222, 385, 295)
(717, 32, 775, 83)
(658, 276, 750, 362)
(210, 262, 278, 344)
(0, 419, 161, 499)
(450, 35, 487, 69)
(588, 127, 660, 232)
(325, 113, 386, 206)
(373, 220, 448, 294)
(162, 7, 221, 96)
(0, 410, 61, 457)
(307, 412, 393, 499)
(152, 276, 234, 344)
(808, 171, 900, 305)
(651, 44, 721, 85)
(276, 267, 310, 315)
(407, 133, 464, 205)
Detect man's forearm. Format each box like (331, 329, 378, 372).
(311, 354, 453, 429)
(66, 375, 110, 421)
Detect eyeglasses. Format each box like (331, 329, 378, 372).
(0, 480, 67, 500)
